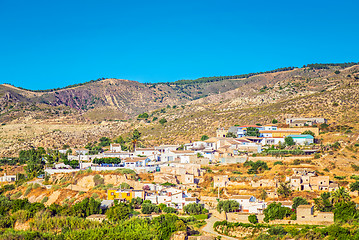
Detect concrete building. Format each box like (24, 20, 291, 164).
(213, 175, 229, 188)
(287, 135, 314, 145)
(286, 117, 327, 127)
(296, 205, 334, 223)
(230, 195, 266, 214)
(110, 144, 122, 152)
(0, 173, 16, 182)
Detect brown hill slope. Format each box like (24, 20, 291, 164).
(1, 64, 359, 155)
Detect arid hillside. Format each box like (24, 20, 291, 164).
(0, 63, 359, 156)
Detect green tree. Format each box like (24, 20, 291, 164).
(130, 197, 143, 209)
(200, 135, 209, 141)
(20, 148, 46, 178)
(284, 136, 295, 146)
(334, 201, 359, 222)
(141, 203, 160, 214)
(277, 182, 292, 198)
(260, 190, 267, 201)
(263, 202, 291, 222)
(159, 118, 167, 125)
(331, 187, 350, 204)
(245, 127, 260, 137)
(302, 130, 315, 137)
(119, 182, 131, 189)
(163, 206, 178, 214)
(138, 113, 149, 119)
(320, 123, 329, 130)
(350, 181, 359, 192)
(272, 119, 278, 124)
(183, 203, 207, 215)
(244, 160, 268, 174)
(217, 200, 239, 213)
(106, 203, 131, 221)
(226, 132, 237, 138)
(130, 129, 141, 151)
(248, 214, 258, 224)
(98, 137, 111, 147)
(292, 197, 308, 210)
(314, 192, 333, 212)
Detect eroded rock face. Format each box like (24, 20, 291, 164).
(170, 231, 187, 240)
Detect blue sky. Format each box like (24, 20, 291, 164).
(0, 0, 358, 90)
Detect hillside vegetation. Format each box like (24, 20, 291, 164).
(0, 63, 359, 155)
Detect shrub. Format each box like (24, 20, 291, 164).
(11, 191, 22, 200)
(194, 214, 208, 220)
(163, 207, 178, 214)
(41, 196, 48, 204)
(183, 203, 208, 215)
(352, 164, 359, 171)
(273, 161, 283, 166)
(217, 200, 239, 213)
(13, 209, 31, 223)
(93, 175, 104, 186)
(24, 186, 32, 196)
(248, 214, 258, 224)
(314, 153, 321, 159)
(268, 226, 287, 235)
(159, 118, 167, 125)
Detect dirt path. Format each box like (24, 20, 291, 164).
(202, 214, 238, 240)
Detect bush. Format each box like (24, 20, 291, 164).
(41, 196, 49, 204)
(314, 153, 321, 159)
(11, 191, 22, 200)
(141, 203, 160, 214)
(13, 209, 31, 223)
(193, 214, 208, 220)
(93, 175, 104, 186)
(183, 203, 208, 215)
(159, 118, 167, 125)
(268, 226, 287, 235)
(217, 200, 239, 213)
(273, 161, 283, 166)
(24, 186, 32, 196)
(163, 206, 178, 214)
(248, 214, 258, 224)
(264, 202, 291, 222)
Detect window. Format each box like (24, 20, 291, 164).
(111, 192, 114, 195)
(127, 193, 130, 197)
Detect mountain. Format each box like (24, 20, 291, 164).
(0, 63, 359, 156)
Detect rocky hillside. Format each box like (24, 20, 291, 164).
(1, 63, 359, 156)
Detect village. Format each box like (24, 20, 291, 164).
(1, 116, 344, 234)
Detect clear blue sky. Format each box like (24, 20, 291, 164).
(1, 0, 358, 90)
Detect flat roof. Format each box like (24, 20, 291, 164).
(297, 205, 313, 209)
(230, 195, 253, 199)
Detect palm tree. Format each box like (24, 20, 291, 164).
(131, 138, 138, 152)
(130, 129, 141, 151)
(331, 187, 351, 204)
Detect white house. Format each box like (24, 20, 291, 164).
(287, 135, 314, 145)
(134, 148, 160, 160)
(263, 137, 285, 145)
(160, 150, 195, 162)
(110, 144, 122, 152)
(230, 195, 266, 214)
(0, 173, 16, 182)
(122, 157, 150, 168)
(74, 149, 89, 155)
(262, 124, 278, 131)
(144, 187, 197, 209)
